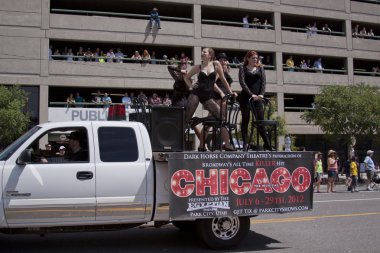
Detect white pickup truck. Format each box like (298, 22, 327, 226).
(0, 121, 313, 249)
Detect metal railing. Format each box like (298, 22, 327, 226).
(202, 19, 274, 29)
(282, 26, 345, 36)
(51, 8, 193, 22)
(283, 66, 347, 74)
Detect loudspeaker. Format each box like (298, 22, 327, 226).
(150, 106, 184, 152)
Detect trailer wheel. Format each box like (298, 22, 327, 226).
(172, 221, 196, 232)
(196, 216, 250, 249)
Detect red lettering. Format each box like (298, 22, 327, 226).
(219, 169, 229, 195)
(229, 168, 251, 195)
(292, 167, 311, 193)
(249, 168, 273, 193)
(270, 167, 291, 193)
(195, 169, 218, 196)
(171, 169, 195, 197)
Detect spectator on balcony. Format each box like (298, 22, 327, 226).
(53, 49, 61, 60)
(149, 93, 162, 105)
(49, 45, 53, 60)
(286, 56, 295, 72)
(306, 58, 312, 68)
(67, 93, 75, 107)
(300, 59, 308, 71)
(262, 19, 271, 30)
(94, 48, 101, 62)
(98, 51, 106, 63)
(368, 28, 374, 37)
(75, 92, 85, 108)
(262, 55, 272, 66)
(67, 48, 74, 62)
(132, 50, 142, 63)
(352, 24, 359, 38)
(115, 48, 124, 63)
(306, 24, 312, 38)
(322, 24, 331, 35)
(62, 47, 68, 61)
(161, 54, 169, 65)
(242, 15, 249, 28)
(179, 52, 189, 70)
(313, 58, 323, 73)
(84, 48, 94, 62)
(142, 50, 151, 66)
(359, 27, 367, 37)
(92, 90, 103, 107)
(149, 7, 161, 29)
(151, 51, 157, 64)
(106, 49, 116, 63)
(311, 22, 318, 35)
(77, 47, 85, 61)
(252, 17, 260, 29)
(102, 93, 112, 108)
(122, 92, 132, 109)
(371, 66, 379, 76)
(163, 93, 172, 106)
(232, 56, 241, 66)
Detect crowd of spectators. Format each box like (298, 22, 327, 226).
(65, 89, 172, 108)
(49, 45, 192, 66)
(352, 24, 376, 38)
(285, 56, 324, 72)
(242, 15, 272, 29)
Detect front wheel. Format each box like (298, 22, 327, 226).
(196, 216, 250, 249)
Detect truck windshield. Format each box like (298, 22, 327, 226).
(0, 126, 41, 161)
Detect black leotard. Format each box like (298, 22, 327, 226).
(191, 63, 217, 103)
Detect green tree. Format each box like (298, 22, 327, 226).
(0, 85, 30, 148)
(301, 83, 380, 154)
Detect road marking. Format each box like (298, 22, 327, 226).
(251, 212, 380, 224)
(314, 197, 380, 203)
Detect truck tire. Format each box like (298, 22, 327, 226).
(196, 216, 250, 249)
(171, 221, 196, 232)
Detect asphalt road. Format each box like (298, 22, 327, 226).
(1, 183, 379, 253)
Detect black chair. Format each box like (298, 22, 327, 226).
(200, 94, 232, 151)
(226, 100, 242, 150)
(248, 97, 278, 151)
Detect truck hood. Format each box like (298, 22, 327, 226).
(0, 161, 4, 172)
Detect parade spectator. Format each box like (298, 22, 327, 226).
(371, 66, 379, 76)
(67, 93, 75, 107)
(300, 59, 308, 70)
(102, 92, 112, 108)
(49, 45, 53, 60)
(84, 48, 94, 62)
(115, 48, 124, 63)
(262, 19, 271, 30)
(94, 48, 101, 61)
(151, 51, 157, 64)
(368, 28, 374, 37)
(364, 150, 375, 191)
(62, 47, 68, 61)
(98, 51, 106, 63)
(306, 59, 312, 68)
(313, 152, 323, 193)
(322, 24, 331, 34)
(327, 150, 339, 193)
(252, 17, 260, 29)
(56, 146, 66, 157)
(77, 47, 84, 61)
(359, 27, 367, 37)
(286, 56, 295, 72)
(162, 93, 172, 106)
(92, 90, 102, 106)
(162, 54, 169, 65)
(106, 49, 116, 63)
(137, 91, 148, 102)
(242, 15, 249, 28)
(263, 55, 272, 66)
(342, 158, 352, 191)
(149, 93, 162, 105)
(122, 92, 132, 109)
(352, 24, 359, 38)
(66, 48, 74, 62)
(149, 7, 161, 29)
(313, 58, 323, 73)
(75, 92, 85, 107)
(311, 22, 318, 35)
(132, 50, 142, 63)
(306, 24, 312, 38)
(232, 56, 240, 66)
(142, 50, 151, 66)
(53, 49, 61, 60)
(350, 156, 359, 193)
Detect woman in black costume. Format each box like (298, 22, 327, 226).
(184, 48, 236, 151)
(239, 50, 273, 151)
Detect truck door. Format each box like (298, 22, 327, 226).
(2, 126, 96, 225)
(93, 123, 149, 221)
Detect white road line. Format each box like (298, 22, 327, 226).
(314, 198, 380, 203)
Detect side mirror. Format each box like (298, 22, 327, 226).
(16, 149, 32, 165)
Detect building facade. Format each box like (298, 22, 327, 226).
(0, 0, 379, 154)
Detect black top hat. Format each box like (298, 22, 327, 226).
(216, 52, 228, 60)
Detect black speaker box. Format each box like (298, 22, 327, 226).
(150, 106, 184, 152)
